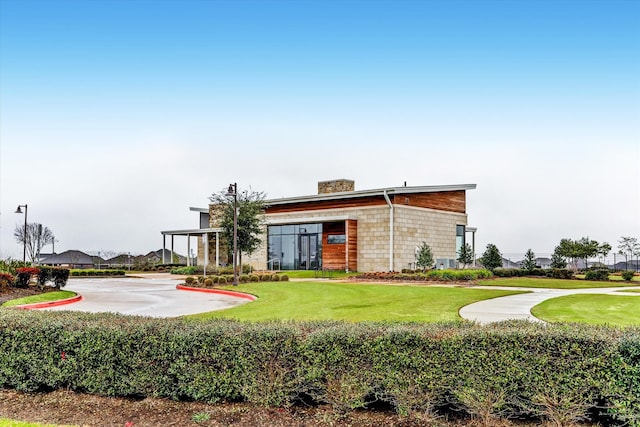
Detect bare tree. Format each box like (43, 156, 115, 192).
(14, 223, 54, 263)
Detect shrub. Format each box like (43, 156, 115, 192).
(14, 267, 40, 288)
(197, 276, 206, 284)
(249, 275, 260, 282)
(204, 278, 213, 287)
(51, 268, 69, 289)
(584, 269, 610, 281)
(36, 266, 53, 289)
(621, 271, 635, 281)
(547, 268, 574, 280)
(171, 266, 197, 275)
(271, 274, 281, 282)
(184, 276, 195, 285)
(280, 274, 289, 281)
(239, 274, 250, 284)
(0, 272, 14, 289)
(218, 276, 227, 284)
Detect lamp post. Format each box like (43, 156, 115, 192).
(15, 204, 28, 262)
(226, 183, 239, 286)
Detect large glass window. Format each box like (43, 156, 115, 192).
(456, 225, 465, 256)
(268, 223, 323, 270)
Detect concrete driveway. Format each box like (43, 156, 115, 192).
(459, 285, 640, 324)
(41, 276, 251, 318)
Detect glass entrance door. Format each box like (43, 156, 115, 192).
(298, 234, 319, 270)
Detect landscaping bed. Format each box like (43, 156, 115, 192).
(0, 389, 553, 427)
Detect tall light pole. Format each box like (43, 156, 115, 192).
(226, 183, 239, 286)
(15, 204, 28, 263)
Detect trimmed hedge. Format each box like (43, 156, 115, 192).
(359, 269, 493, 282)
(493, 268, 574, 279)
(0, 311, 638, 425)
(70, 269, 125, 277)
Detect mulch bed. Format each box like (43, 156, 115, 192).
(0, 285, 59, 305)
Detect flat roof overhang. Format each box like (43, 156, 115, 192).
(265, 184, 477, 206)
(161, 227, 223, 236)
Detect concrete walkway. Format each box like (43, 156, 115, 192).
(41, 276, 251, 318)
(459, 285, 640, 324)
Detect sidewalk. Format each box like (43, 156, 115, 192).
(459, 285, 640, 324)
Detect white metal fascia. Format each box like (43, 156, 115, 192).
(189, 207, 209, 213)
(264, 215, 354, 225)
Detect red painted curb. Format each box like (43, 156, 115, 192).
(176, 284, 257, 301)
(15, 295, 83, 310)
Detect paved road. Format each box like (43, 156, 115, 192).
(42, 276, 251, 317)
(459, 285, 640, 324)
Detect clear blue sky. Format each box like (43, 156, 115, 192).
(1, 0, 638, 259)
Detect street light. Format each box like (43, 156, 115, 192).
(226, 183, 239, 286)
(15, 204, 28, 262)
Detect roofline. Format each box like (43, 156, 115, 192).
(189, 207, 209, 213)
(265, 184, 477, 206)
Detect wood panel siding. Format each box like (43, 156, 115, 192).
(266, 191, 467, 215)
(346, 219, 358, 272)
(392, 191, 466, 213)
(322, 222, 347, 270)
(266, 196, 387, 214)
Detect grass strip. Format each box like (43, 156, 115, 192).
(531, 294, 640, 326)
(479, 277, 640, 289)
(1, 291, 77, 308)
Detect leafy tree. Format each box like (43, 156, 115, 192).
(550, 246, 567, 269)
(618, 236, 639, 271)
(576, 237, 599, 269)
(209, 187, 266, 269)
(522, 249, 537, 272)
(415, 242, 434, 271)
(13, 223, 54, 262)
(457, 243, 474, 269)
(479, 244, 502, 271)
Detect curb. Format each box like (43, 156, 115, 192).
(15, 294, 83, 310)
(176, 284, 257, 301)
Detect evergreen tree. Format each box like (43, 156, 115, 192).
(415, 242, 434, 271)
(479, 244, 502, 271)
(550, 246, 567, 269)
(522, 249, 537, 271)
(457, 243, 474, 269)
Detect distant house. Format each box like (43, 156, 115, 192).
(39, 250, 104, 269)
(501, 258, 521, 269)
(142, 249, 187, 265)
(535, 257, 552, 269)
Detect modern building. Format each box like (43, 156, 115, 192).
(162, 179, 477, 272)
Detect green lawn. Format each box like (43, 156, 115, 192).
(531, 294, 640, 326)
(185, 281, 525, 322)
(1, 291, 77, 308)
(478, 277, 640, 289)
(575, 274, 640, 282)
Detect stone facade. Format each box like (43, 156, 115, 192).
(260, 204, 467, 272)
(317, 179, 355, 194)
(393, 205, 467, 271)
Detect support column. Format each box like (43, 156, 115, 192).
(204, 232, 209, 276)
(162, 235, 166, 264)
(187, 234, 191, 266)
(215, 231, 220, 267)
(171, 236, 175, 264)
